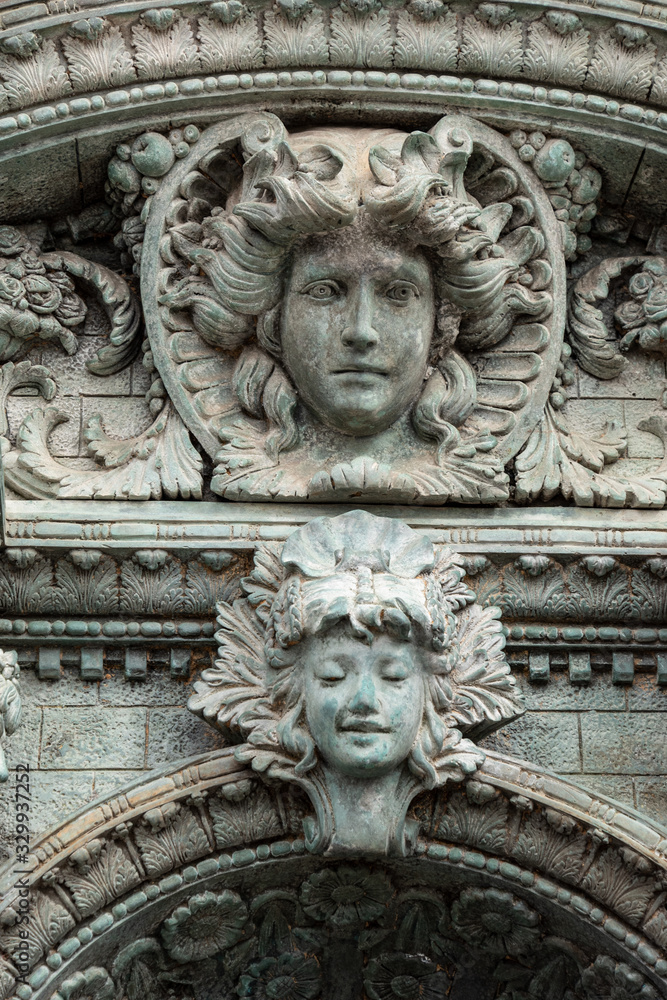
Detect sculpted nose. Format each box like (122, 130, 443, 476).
(348, 674, 379, 714)
(341, 284, 379, 350)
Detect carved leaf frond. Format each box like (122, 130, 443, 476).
(4, 403, 203, 501)
(329, 9, 393, 67)
(61, 27, 136, 91)
(197, 14, 263, 71)
(242, 543, 287, 622)
(0, 40, 71, 109)
(588, 32, 656, 100)
(524, 21, 590, 86)
(460, 18, 523, 76)
(263, 9, 328, 66)
(432, 734, 486, 783)
(394, 9, 457, 70)
(515, 404, 667, 509)
(41, 251, 142, 376)
(132, 19, 200, 79)
(190, 598, 273, 730)
(449, 605, 523, 731)
(566, 256, 650, 379)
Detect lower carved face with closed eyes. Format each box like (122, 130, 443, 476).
(301, 624, 426, 779)
(280, 219, 435, 437)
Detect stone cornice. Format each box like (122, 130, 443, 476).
(5, 499, 666, 554)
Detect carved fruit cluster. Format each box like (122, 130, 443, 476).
(509, 131, 601, 259)
(107, 125, 201, 274)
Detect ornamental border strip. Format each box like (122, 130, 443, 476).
(3, 747, 666, 899)
(1, 620, 667, 647)
(0, 70, 667, 149)
(2, 0, 667, 122)
(3, 0, 667, 35)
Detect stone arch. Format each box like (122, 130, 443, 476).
(1, 749, 665, 1000)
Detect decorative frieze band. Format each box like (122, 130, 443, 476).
(2, 0, 667, 121)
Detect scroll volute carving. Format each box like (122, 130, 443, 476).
(189, 510, 524, 856)
(142, 111, 565, 504)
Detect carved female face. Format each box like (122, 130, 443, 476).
(300, 624, 425, 779)
(280, 220, 435, 437)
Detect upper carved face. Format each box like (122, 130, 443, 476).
(300, 624, 426, 778)
(280, 221, 435, 437)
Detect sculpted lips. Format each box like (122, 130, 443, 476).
(332, 366, 389, 377)
(338, 719, 391, 733)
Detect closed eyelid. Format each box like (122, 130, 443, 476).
(313, 659, 348, 680)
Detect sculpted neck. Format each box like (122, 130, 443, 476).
(320, 765, 418, 857)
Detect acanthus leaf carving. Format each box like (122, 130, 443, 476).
(515, 401, 667, 508)
(131, 11, 200, 80)
(134, 800, 211, 876)
(581, 847, 660, 926)
(263, 7, 328, 67)
(182, 557, 241, 615)
(587, 24, 657, 101)
(2, 891, 74, 966)
(4, 402, 203, 502)
(0, 38, 71, 110)
(328, 5, 394, 67)
(63, 840, 142, 917)
(0, 549, 53, 613)
(512, 810, 587, 883)
(119, 550, 185, 614)
(209, 782, 286, 848)
(61, 24, 136, 92)
(459, 4, 523, 77)
(53, 553, 119, 614)
(524, 13, 590, 87)
(197, 11, 263, 72)
(435, 786, 509, 852)
(394, 5, 458, 71)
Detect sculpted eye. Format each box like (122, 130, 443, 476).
(315, 661, 346, 683)
(303, 280, 341, 301)
(385, 281, 419, 304)
(381, 664, 409, 682)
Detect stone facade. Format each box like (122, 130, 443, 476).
(0, 0, 666, 996)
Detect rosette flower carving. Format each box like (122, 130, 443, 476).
(615, 258, 667, 355)
(237, 953, 321, 1000)
(574, 956, 658, 1000)
(363, 953, 451, 1000)
(450, 888, 540, 956)
(299, 866, 393, 926)
(161, 890, 248, 962)
(0, 225, 140, 374)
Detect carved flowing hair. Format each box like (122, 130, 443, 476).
(189, 511, 523, 851)
(164, 119, 550, 464)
